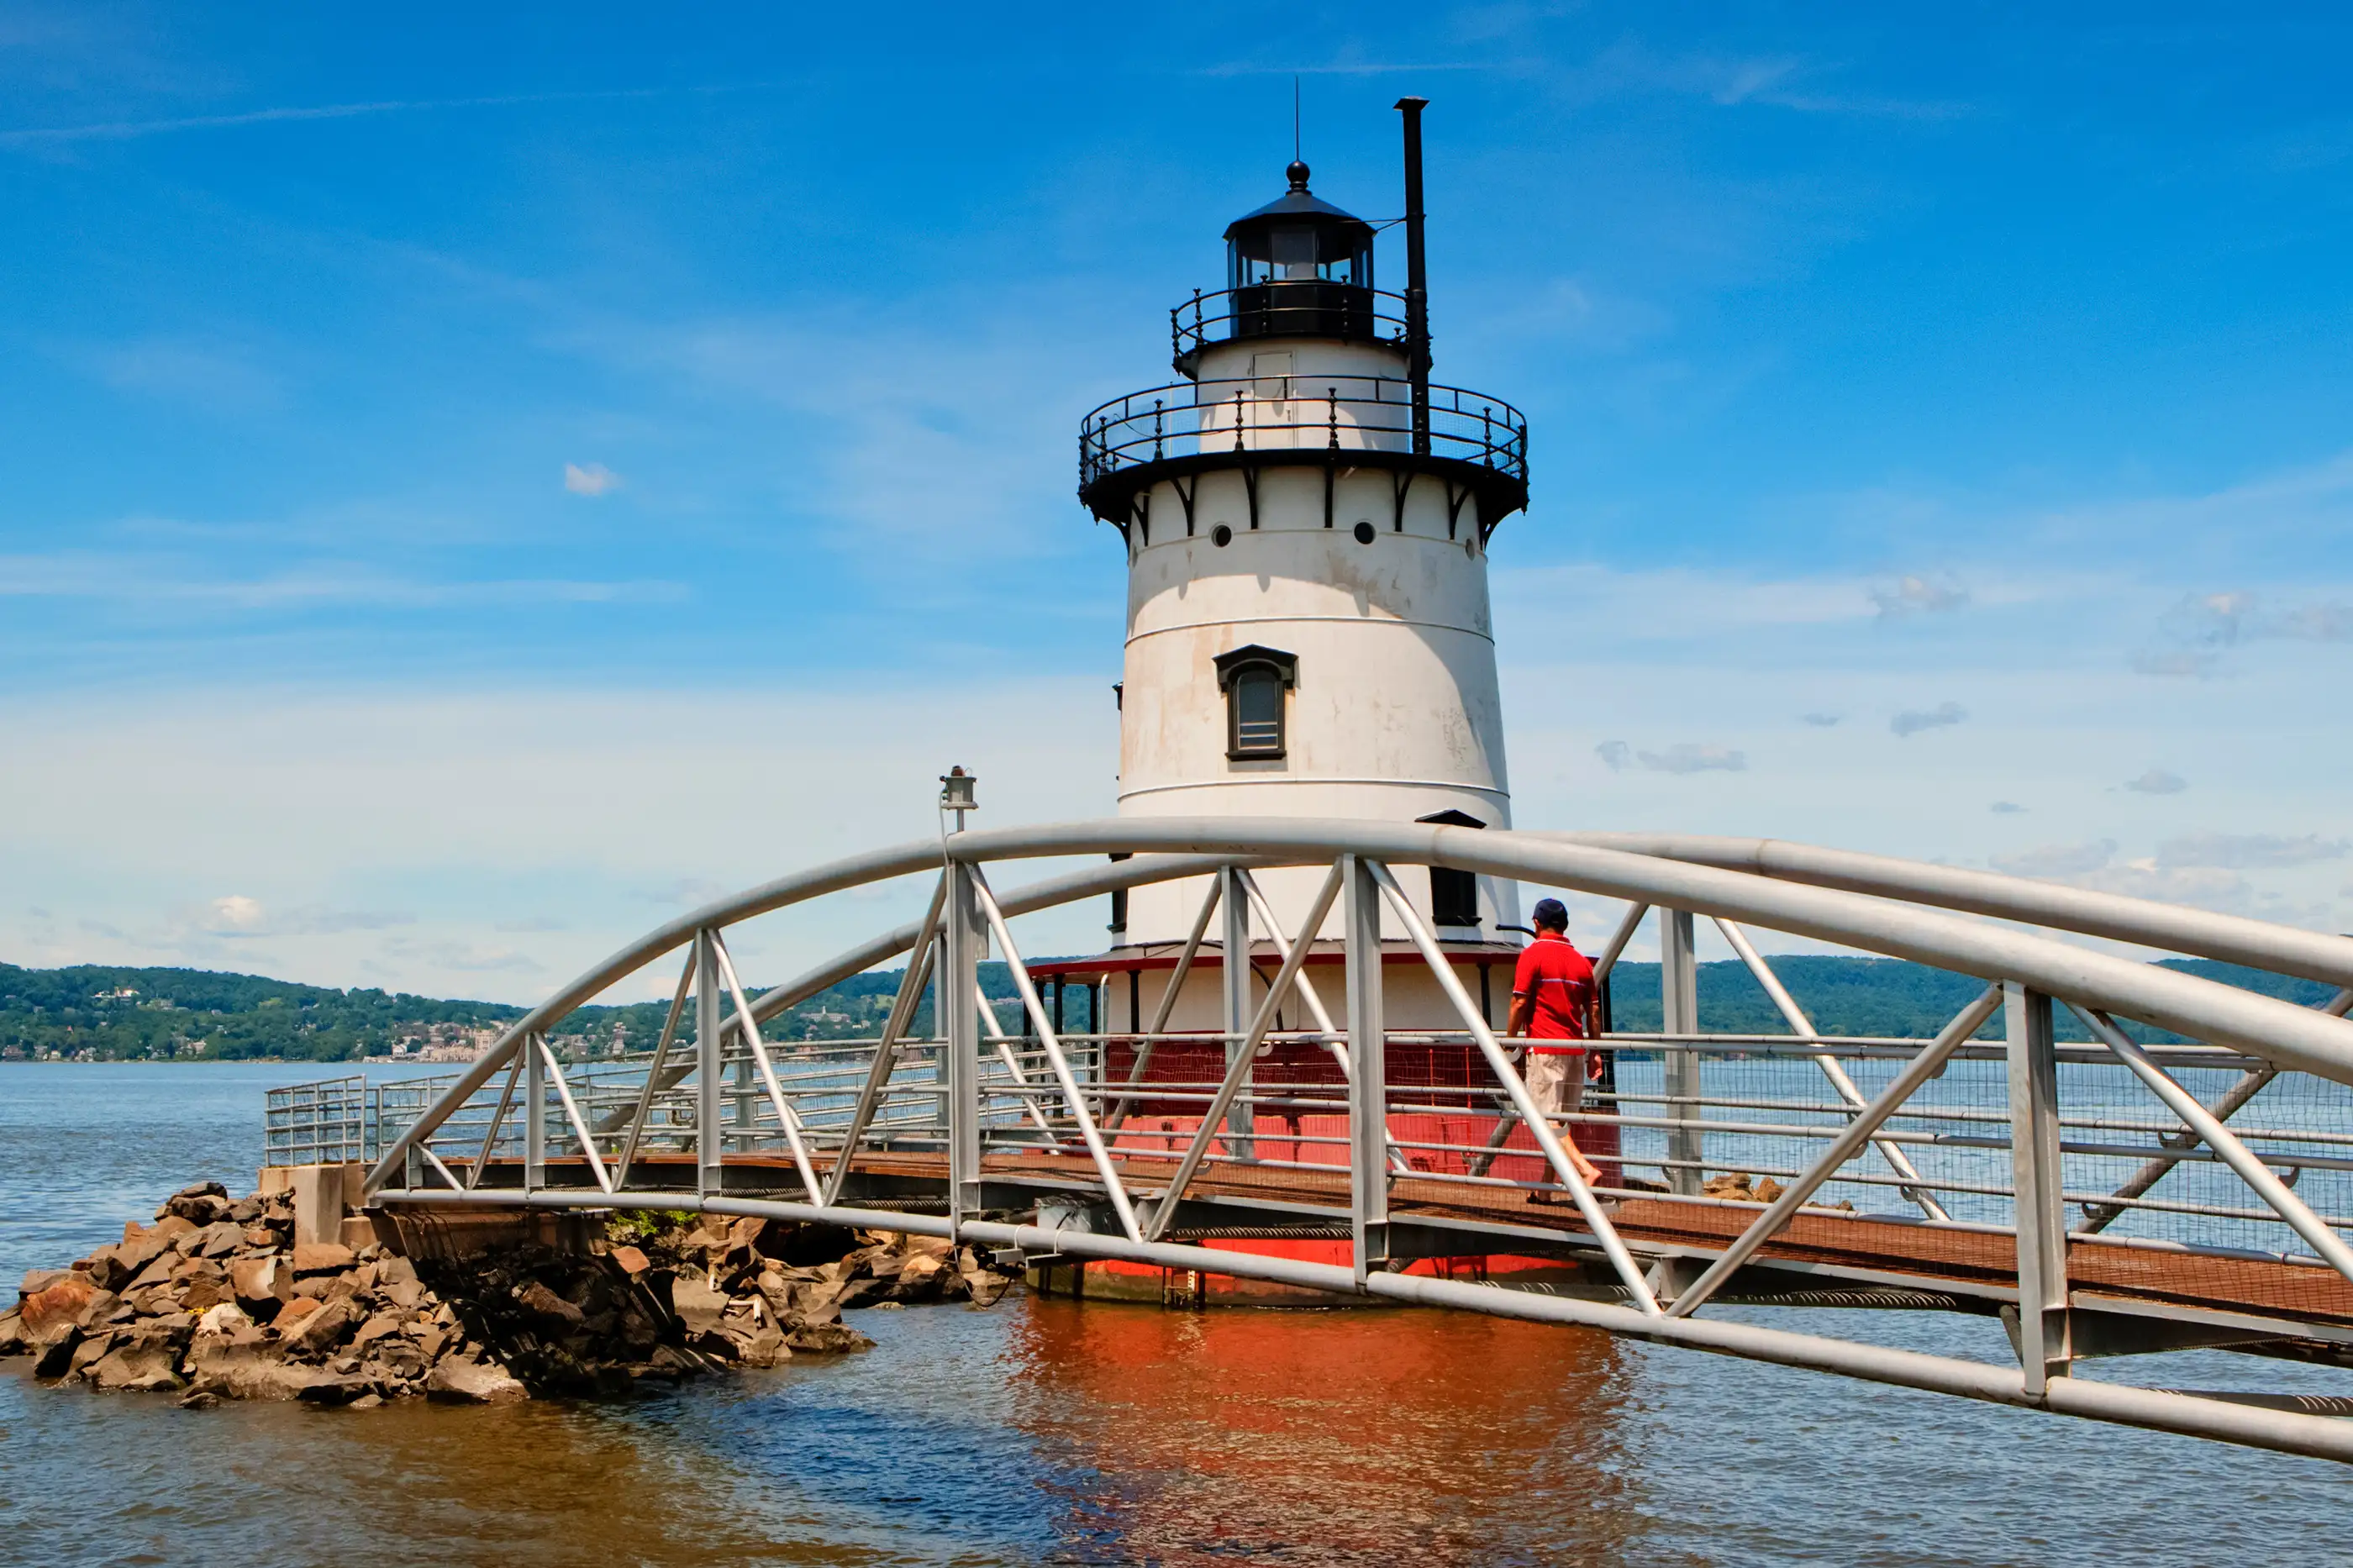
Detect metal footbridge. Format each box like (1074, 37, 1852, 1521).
(307, 818, 2353, 1463)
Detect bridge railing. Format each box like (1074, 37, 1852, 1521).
(329, 817, 2353, 1463)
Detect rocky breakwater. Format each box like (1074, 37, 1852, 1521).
(0, 1181, 1017, 1408)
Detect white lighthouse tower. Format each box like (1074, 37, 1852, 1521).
(1073, 103, 1531, 1026)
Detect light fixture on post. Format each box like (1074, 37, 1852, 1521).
(939, 766, 977, 834)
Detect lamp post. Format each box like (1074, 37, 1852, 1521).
(939, 766, 977, 834)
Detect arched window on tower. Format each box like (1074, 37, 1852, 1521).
(1213, 645, 1298, 761)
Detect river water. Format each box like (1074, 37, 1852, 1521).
(2, 1064, 2345, 1565)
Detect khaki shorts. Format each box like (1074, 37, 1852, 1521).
(1524, 1049, 1587, 1118)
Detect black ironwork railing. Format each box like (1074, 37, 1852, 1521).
(1171, 284, 1410, 363)
(1079, 373, 1529, 490)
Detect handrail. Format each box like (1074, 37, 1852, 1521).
(364, 814, 2353, 1194)
(1076, 373, 1529, 489)
(1169, 283, 1411, 362)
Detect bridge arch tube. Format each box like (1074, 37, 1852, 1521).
(363, 849, 1274, 1193)
(1545, 832, 2353, 992)
(366, 817, 2353, 1195)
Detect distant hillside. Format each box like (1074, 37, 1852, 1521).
(1601, 955, 2335, 1044)
(0, 960, 1045, 1064)
(0, 953, 2329, 1063)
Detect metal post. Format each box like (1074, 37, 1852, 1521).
(1395, 96, 1431, 457)
(1661, 908, 1702, 1195)
(697, 928, 722, 1197)
(1220, 863, 1255, 1160)
(1343, 855, 1388, 1281)
(2006, 981, 2070, 1393)
(943, 860, 984, 1225)
(524, 1031, 545, 1193)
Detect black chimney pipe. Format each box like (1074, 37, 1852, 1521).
(1396, 96, 1431, 457)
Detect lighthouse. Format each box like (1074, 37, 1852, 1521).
(1073, 101, 1532, 1027)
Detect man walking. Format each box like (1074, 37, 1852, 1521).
(1507, 897, 1603, 1186)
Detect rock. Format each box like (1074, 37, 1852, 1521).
(127, 1251, 182, 1292)
(181, 1277, 232, 1314)
(187, 1338, 332, 1402)
(0, 1308, 24, 1356)
(152, 1215, 199, 1246)
(174, 1180, 230, 1202)
(227, 1199, 262, 1224)
(33, 1328, 82, 1379)
(720, 1315, 791, 1368)
(18, 1267, 71, 1302)
(961, 1267, 1011, 1308)
(242, 1228, 276, 1250)
(91, 1341, 183, 1392)
(292, 1242, 355, 1276)
(425, 1355, 528, 1405)
(514, 1280, 585, 1331)
(785, 1320, 874, 1354)
(198, 1302, 253, 1336)
(276, 1296, 326, 1330)
(608, 1245, 650, 1276)
(382, 1279, 424, 1311)
(172, 1253, 228, 1284)
(351, 1312, 405, 1350)
(178, 1390, 222, 1409)
(669, 1275, 729, 1335)
(68, 1331, 120, 1378)
(285, 1298, 359, 1357)
(377, 1255, 418, 1286)
(231, 1255, 292, 1318)
(166, 1189, 231, 1225)
(20, 1276, 100, 1343)
(197, 1223, 245, 1260)
(1753, 1177, 1786, 1204)
(349, 1392, 384, 1410)
(898, 1252, 945, 1293)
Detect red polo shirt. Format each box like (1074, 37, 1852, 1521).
(1513, 933, 1593, 1050)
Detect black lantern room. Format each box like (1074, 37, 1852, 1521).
(1218, 160, 1382, 347)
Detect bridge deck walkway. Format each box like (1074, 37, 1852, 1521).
(449, 1149, 2353, 1338)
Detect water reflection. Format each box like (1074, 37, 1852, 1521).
(1001, 1298, 1649, 1565)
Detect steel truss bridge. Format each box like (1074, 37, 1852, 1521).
(331, 818, 2353, 1464)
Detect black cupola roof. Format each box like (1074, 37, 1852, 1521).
(1222, 160, 1376, 291)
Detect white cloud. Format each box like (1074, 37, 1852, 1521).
(2124, 768, 2187, 795)
(2157, 833, 2349, 871)
(1891, 701, 1966, 738)
(1637, 743, 1747, 775)
(1802, 712, 1841, 727)
(1590, 738, 1748, 775)
(1990, 801, 2026, 814)
(563, 462, 621, 497)
(0, 679, 1116, 1000)
(1870, 574, 1969, 619)
(0, 551, 682, 608)
(2135, 587, 2353, 675)
(192, 896, 413, 939)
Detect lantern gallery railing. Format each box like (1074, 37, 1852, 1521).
(1077, 375, 1529, 491)
(336, 817, 2353, 1465)
(1168, 284, 1413, 366)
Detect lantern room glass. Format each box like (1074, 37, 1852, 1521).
(1228, 224, 1373, 291)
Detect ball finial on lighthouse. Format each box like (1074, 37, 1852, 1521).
(1076, 104, 1531, 953)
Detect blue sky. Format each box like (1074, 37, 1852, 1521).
(5, 6, 2350, 999)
